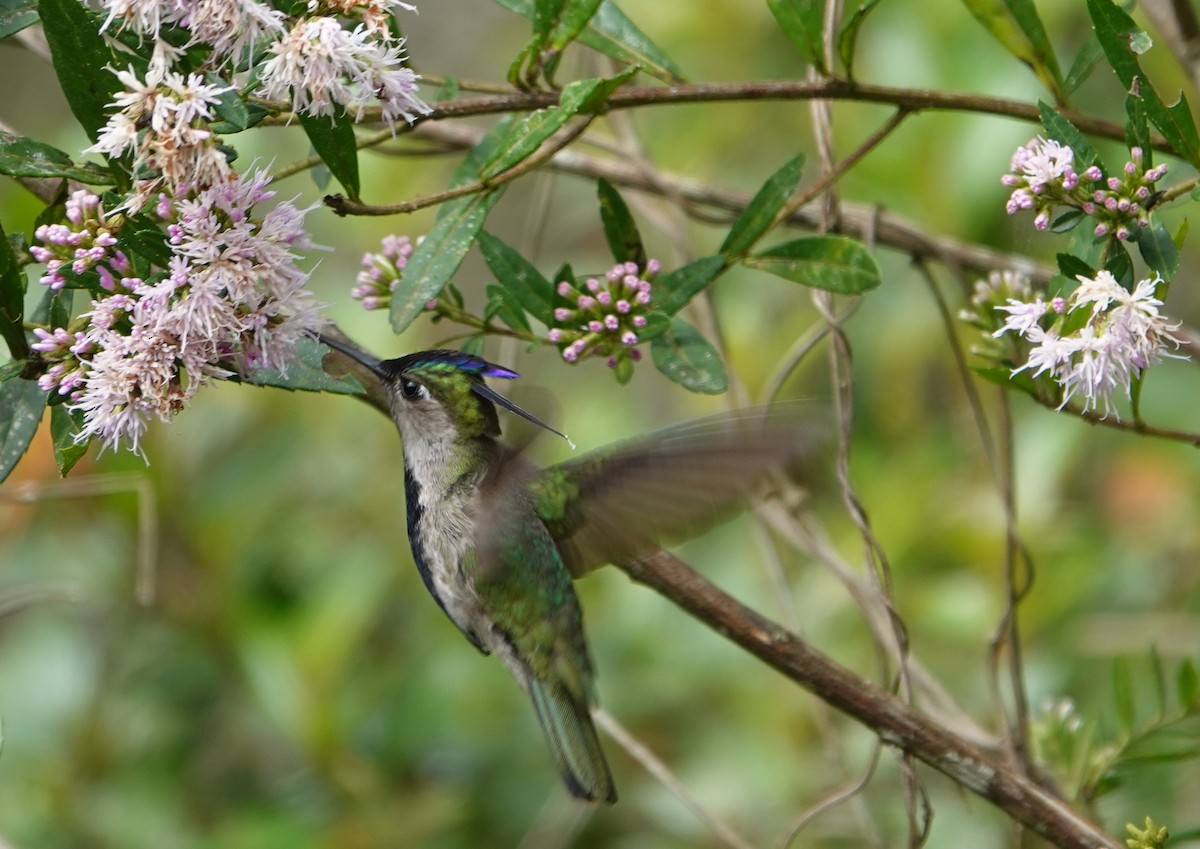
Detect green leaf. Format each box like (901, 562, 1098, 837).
(636, 310, 670, 341)
(971, 364, 1040, 398)
(766, 0, 826, 72)
(0, 131, 115, 183)
(650, 317, 727, 394)
(1049, 208, 1085, 233)
(448, 114, 517, 191)
(1101, 239, 1134, 287)
(1178, 659, 1200, 710)
(720, 153, 805, 256)
(961, 0, 1064, 100)
(485, 283, 532, 331)
(390, 189, 505, 333)
(492, 0, 684, 82)
(1149, 646, 1168, 717)
(652, 254, 726, 315)
(581, 1, 684, 82)
(50, 404, 87, 474)
(1037, 103, 1100, 171)
(550, 0, 604, 49)
(0, 0, 38, 39)
(1064, 34, 1104, 95)
(299, 109, 361, 200)
(121, 214, 173, 268)
(39, 0, 118, 143)
(1056, 252, 1094, 281)
(461, 335, 486, 356)
(1125, 91, 1152, 158)
(837, 0, 882, 80)
(0, 220, 27, 359)
(1134, 214, 1180, 278)
(479, 79, 603, 180)
(478, 230, 555, 325)
(0, 376, 45, 484)
(209, 83, 268, 134)
(597, 178, 646, 267)
(1088, 0, 1200, 166)
(244, 336, 365, 394)
(745, 235, 881, 294)
(570, 66, 638, 113)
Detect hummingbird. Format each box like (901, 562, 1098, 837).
(315, 332, 811, 804)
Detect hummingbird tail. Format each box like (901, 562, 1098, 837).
(527, 678, 617, 804)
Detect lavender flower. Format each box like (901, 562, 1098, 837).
(29, 172, 321, 455)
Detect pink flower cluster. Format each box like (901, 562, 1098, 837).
(353, 234, 415, 311)
(29, 191, 127, 290)
(1003, 138, 1167, 239)
(548, 260, 659, 370)
(30, 173, 321, 455)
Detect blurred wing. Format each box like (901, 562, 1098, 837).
(531, 407, 825, 577)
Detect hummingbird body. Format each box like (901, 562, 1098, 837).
(316, 334, 811, 804)
(375, 349, 615, 802)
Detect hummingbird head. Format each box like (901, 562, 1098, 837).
(379, 349, 519, 441)
(315, 333, 567, 446)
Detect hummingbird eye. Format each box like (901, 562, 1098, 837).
(400, 378, 424, 400)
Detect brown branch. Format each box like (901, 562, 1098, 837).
(620, 550, 1121, 849)
(365, 121, 1056, 283)
(316, 78, 1159, 154)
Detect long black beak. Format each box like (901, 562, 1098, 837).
(313, 331, 389, 380)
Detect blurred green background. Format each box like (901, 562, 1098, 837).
(3, 2, 1200, 847)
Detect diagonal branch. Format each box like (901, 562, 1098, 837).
(618, 550, 1121, 849)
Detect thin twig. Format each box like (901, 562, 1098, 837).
(592, 709, 758, 849)
(325, 117, 595, 216)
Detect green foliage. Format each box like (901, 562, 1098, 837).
(961, 0, 1064, 102)
(391, 189, 505, 333)
(497, 0, 682, 85)
(299, 109, 361, 200)
(719, 153, 805, 257)
(1088, 0, 1200, 166)
(650, 317, 727, 394)
(478, 230, 556, 325)
(39, 0, 120, 142)
(744, 234, 882, 294)
(0, 0, 37, 39)
(0, 374, 44, 484)
(596, 178, 646, 267)
(1034, 653, 1200, 806)
(767, 0, 826, 72)
(0, 220, 26, 360)
(0, 131, 115, 183)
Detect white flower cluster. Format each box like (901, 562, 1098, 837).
(88, 67, 234, 196)
(95, 0, 430, 140)
(995, 270, 1184, 416)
